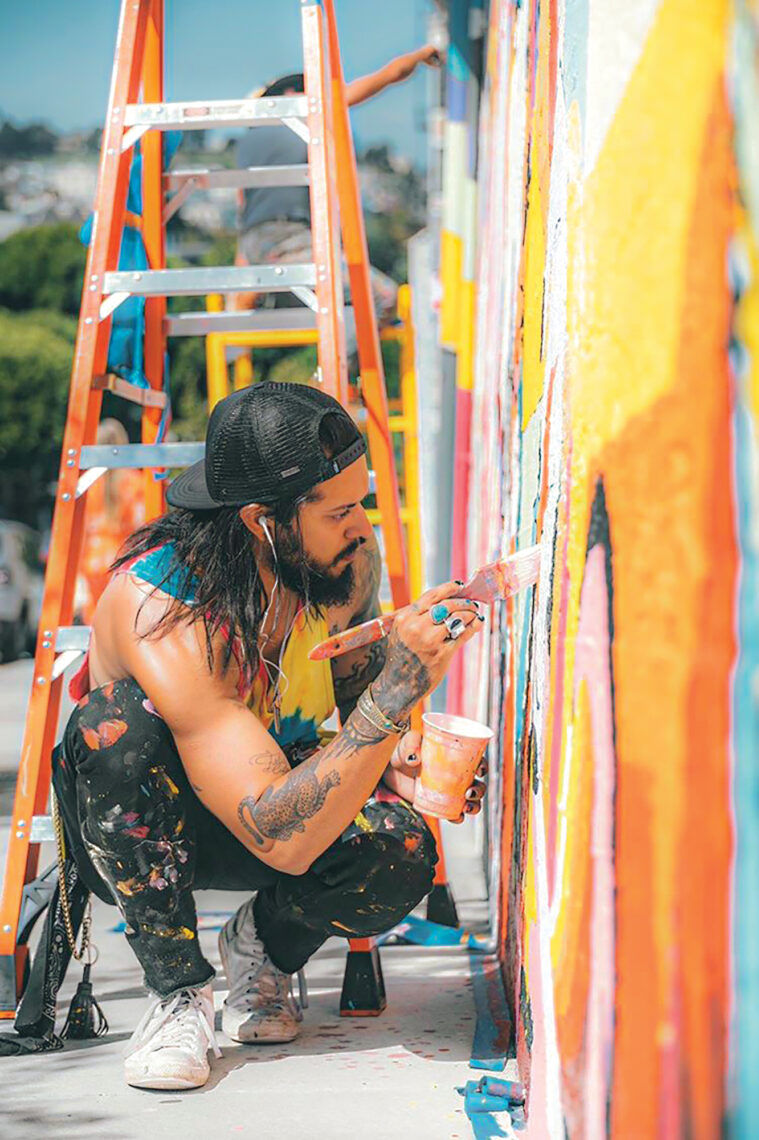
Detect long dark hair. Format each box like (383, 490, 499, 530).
(112, 410, 356, 678)
(261, 73, 304, 97)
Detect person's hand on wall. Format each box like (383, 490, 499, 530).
(394, 44, 441, 81)
(381, 729, 488, 824)
(346, 44, 441, 107)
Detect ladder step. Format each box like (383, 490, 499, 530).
(79, 442, 204, 469)
(124, 96, 308, 131)
(31, 816, 55, 843)
(103, 264, 317, 299)
(78, 445, 374, 486)
(165, 165, 310, 192)
(165, 307, 353, 338)
(92, 374, 168, 409)
(55, 627, 92, 652)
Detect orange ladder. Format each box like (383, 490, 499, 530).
(0, 0, 409, 1019)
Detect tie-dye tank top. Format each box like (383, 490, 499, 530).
(75, 543, 336, 752)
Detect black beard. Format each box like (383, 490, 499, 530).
(270, 524, 362, 607)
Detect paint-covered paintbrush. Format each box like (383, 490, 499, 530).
(308, 544, 542, 661)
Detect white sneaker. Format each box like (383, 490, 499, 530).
(124, 983, 220, 1090)
(218, 896, 305, 1044)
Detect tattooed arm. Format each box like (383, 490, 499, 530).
(120, 567, 481, 875)
(331, 541, 386, 722)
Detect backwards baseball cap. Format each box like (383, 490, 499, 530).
(166, 381, 367, 511)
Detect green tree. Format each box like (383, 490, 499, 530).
(0, 308, 76, 523)
(365, 210, 419, 283)
(0, 223, 86, 315)
(0, 121, 57, 159)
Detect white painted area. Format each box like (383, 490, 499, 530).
(584, 0, 663, 175)
(442, 122, 469, 235)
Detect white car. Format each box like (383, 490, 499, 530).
(0, 521, 44, 662)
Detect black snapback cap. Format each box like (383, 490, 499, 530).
(166, 381, 367, 511)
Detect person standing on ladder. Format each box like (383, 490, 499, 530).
(52, 382, 486, 1090)
(232, 44, 440, 325)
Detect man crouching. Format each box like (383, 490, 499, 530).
(55, 381, 485, 1089)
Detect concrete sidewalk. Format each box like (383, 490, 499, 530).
(0, 659, 74, 814)
(0, 822, 491, 1140)
(0, 660, 498, 1138)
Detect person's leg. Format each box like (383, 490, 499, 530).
(253, 794, 438, 975)
(64, 677, 273, 998)
(232, 220, 314, 319)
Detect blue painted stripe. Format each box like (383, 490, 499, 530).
(447, 71, 469, 123)
(448, 40, 473, 85)
(731, 395, 759, 1136)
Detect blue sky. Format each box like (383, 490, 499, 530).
(1, 0, 434, 165)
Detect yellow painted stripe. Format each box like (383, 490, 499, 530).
(440, 229, 463, 350)
(457, 278, 477, 392)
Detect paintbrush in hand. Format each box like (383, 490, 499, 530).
(308, 544, 542, 662)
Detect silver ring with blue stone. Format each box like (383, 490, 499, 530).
(430, 603, 449, 625)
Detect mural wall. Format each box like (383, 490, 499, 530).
(452, 0, 759, 1134)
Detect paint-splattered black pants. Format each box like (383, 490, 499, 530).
(55, 678, 436, 998)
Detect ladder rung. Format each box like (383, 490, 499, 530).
(103, 265, 317, 298)
(165, 165, 310, 192)
(79, 442, 204, 469)
(165, 308, 330, 337)
(31, 816, 55, 843)
(124, 96, 308, 131)
(56, 627, 92, 652)
(77, 446, 373, 488)
(92, 374, 168, 409)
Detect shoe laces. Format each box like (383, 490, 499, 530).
(227, 955, 294, 1012)
(225, 899, 308, 1013)
(125, 987, 221, 1059)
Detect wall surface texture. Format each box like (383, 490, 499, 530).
(453, 1, 759, 1135)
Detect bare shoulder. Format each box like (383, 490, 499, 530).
(89, 572, 240, 708)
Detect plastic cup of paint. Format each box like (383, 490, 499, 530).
(413, 712, 493, 821)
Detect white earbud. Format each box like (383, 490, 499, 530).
(261, 517, 275, 554)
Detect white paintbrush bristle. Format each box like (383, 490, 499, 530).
(510, 544, 542, 587)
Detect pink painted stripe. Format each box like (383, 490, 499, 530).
(447, 387, 474, 716)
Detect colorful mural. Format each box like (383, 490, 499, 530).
(448, 0, 759, 1134)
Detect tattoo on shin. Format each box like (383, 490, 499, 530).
(372, 631, 430, 723)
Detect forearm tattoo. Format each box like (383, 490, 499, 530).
(236, 712, 387, 848)
(238, 754, 340, 845)
(332, 541, 386, 720)
(333, 640, 387, 720)
(372, 630, 430, 723)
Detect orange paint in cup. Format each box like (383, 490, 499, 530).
(413, 712, 494, 821)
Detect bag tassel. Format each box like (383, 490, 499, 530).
(61, 961, 108, 1041)
(52, 790, 108, 1041)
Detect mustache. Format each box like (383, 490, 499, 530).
(329, 536, 365, 567)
